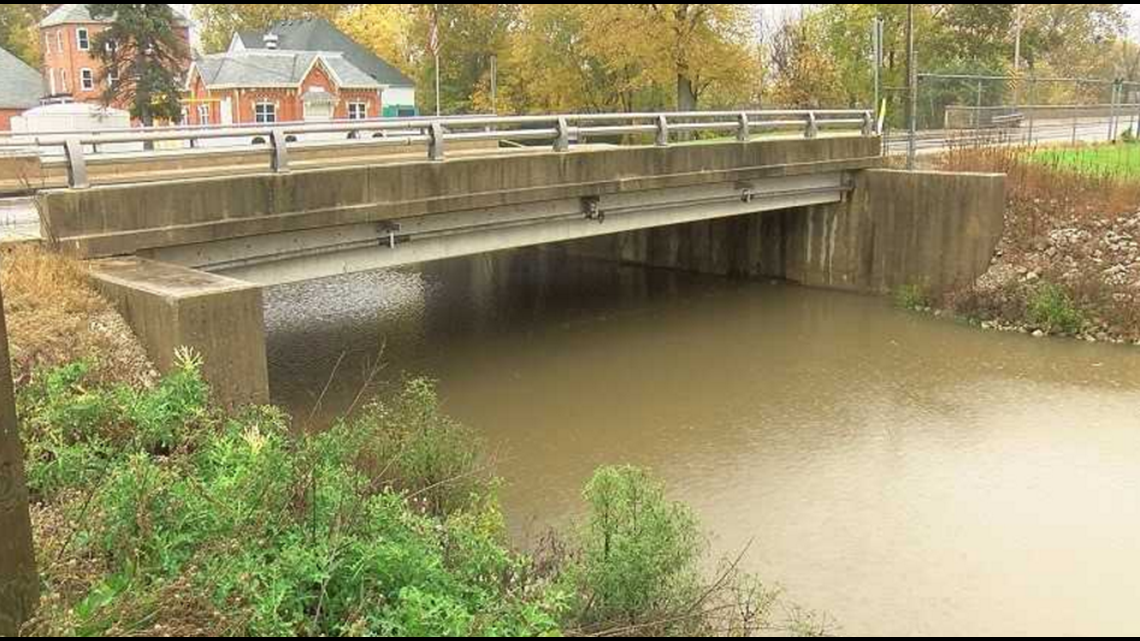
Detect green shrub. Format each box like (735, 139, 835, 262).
(893, 284, 931, 311)
(18, 351, 208, 500)
(1026, 282, 1086, 335)
(25, 366, 564, 637)
(349, 377, 494, 517)
(565, 465, 704, 631)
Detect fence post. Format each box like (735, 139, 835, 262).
(429, 122, 446, 161)
(0, 282, 38, 637)
(655, 115, 669, 147)
(63, 138, 89, 189)
(736, 112, 750, 142)
(1027, 78, 1037, 145)
(554, 117, 570, 152)
(805, 112, 819, 139)
(269, 129, 290, 173)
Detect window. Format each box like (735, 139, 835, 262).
(56, 31, 62, 53)
(77, 28, 90, 51)
(106, 69, 117, 88)
(48, 68, 56, 95)
(80, 68, 94, 91)
(198, 104, 211, 126)
(44, 33, 51, 55)
(347, 102, 368, 120)
(254, 102, 276, 124)
(60, 69, 68, 93)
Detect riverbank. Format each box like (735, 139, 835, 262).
(925, 144, 1140, 344)
(3, 248, 823, 637)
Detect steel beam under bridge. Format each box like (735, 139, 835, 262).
(146, 173, 850, 285)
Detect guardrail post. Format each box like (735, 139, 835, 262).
(63, 138, 89, 189)
(269, 129, 290, 173)
(655, 115, 669, 146)
(554, 117, 570, 152)
(429, 122, 446, 161)
(805, 112, 819, 139)
(862, 111, 875, 136)
(736, 112, 750, 142)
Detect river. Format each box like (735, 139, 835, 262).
(264, 249, 1140, 636)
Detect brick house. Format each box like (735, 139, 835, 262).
(229, 19, 417, 117)
(0, 47, 45, 131)
(184, 47, 385, 126)
(39, 4, 192, 104)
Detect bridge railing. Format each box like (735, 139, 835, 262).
(4, 110, 876, 189)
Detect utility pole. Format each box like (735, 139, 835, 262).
(431, 4, 441, 116)
(490, 54, 498, 115)
(0, 281, 37, 637)
(872, 17, 883, 124)
(906, 4, 917, 170)
(1013, 4, 1024, 105)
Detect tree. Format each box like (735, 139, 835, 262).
(336, 4, 416, 77)
(0, 4, 47, 65)
(571, 4, 760, 111)
(193, 4, 351, 53)
(411, 3, 520, 114)
(0, 282, 37, 637)
(89, 4, 189, 126)
(501, 4, 642, 113)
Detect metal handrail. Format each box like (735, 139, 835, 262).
(11, 109, 875, 189)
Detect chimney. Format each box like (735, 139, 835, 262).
(263, 33, 279, 50)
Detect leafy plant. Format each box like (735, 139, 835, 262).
(565, 465, 704, 632)
(1026, 282, 1086, 335)
(894, 284, 931, 311)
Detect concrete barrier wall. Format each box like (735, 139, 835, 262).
(558, 169, 1006, 297)
(38, 137, 883, 258)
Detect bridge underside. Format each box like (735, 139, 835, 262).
(144, 173, 850, 285)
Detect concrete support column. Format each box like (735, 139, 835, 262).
(91, 258, 270, 408)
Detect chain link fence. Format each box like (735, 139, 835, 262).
(888, 73, 1140, 154)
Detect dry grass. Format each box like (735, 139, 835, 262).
(1, 244, 155, 387)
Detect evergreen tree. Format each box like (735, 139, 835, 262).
(90, 4, 189, 125)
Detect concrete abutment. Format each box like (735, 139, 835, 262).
(90, 258, 269, 408)
(555, 169, 1006, 297)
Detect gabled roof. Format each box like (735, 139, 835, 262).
(233, 18, 414, 89)
(190, 50, 382, 91)
(41, 4, 191, 29)
(0, 47, 44, 109)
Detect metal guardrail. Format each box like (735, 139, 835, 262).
(4, 109, 876, 189)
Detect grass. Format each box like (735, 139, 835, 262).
(1028, 142, 1140, 180)
(1, 245, 155, 387)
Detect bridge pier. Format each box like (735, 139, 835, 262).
(90, 258, 269, 408)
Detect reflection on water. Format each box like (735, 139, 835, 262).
(265, 249, 1140, 636)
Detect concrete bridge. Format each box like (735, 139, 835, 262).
(17, 110, 1005, 405)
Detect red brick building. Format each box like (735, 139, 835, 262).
(184, 46, 385, 126)
(39, 4, 191, 103)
